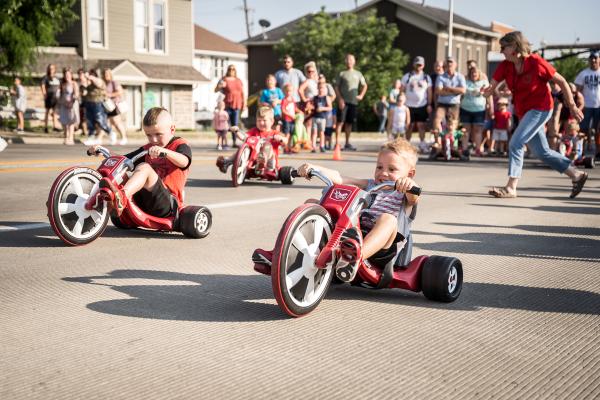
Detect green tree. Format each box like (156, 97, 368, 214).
(0, 0, 78, 73)
(552, 51, 588, 83)
(275, 9, 408, 130)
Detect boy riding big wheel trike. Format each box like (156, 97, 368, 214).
(253, 168, 463, 317)
(216, 107, 296, 187)
(229, 127, 295, 187)
(47, 144, 212, 246)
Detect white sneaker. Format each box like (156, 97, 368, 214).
(0, 137, 7, 152)
(119, 138, 128, 146)
(109, 132, 117, 145)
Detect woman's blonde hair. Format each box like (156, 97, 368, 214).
(380, 138, 418, 168)
(499, 31, 531, 57)
(304, 61, 317, 75)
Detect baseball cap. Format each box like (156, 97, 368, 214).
(413, 56, 425, 65)
(590, 51, 600, 59)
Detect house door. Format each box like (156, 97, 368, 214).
(124, 86, 142, 130)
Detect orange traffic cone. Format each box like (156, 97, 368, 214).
(332, 143, 342, 161)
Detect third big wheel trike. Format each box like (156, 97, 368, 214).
(252, 168, 463, 317)
(226, 127, 296, 187)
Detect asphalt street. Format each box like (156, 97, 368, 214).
(1, 142, 599, 399)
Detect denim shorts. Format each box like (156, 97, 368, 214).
(460, 108, 486, 125)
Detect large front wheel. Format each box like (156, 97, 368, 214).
(47, 167, 109, 246)
(231, 144, 251, 187)
(271, 204, 334, 317)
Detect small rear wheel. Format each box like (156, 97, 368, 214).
(179, 206, 212, 238)
(272, 204, 333, 317)
(279, 166, 295, 185)
(47, 167, 109, 246)
(421, 256, 463, 302)
(232, 144, 251, 187)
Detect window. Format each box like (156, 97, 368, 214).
(153, 1, 165, 52)
(455, 45, 462, 71)
(476, 48, 482, 69)
(466, 46, 472, 65)
(212, 58, 228, 79)
(88, 0, 105, 46)
(135, 0, 166, 53)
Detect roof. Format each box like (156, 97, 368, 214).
(241, 0, 496, 45)
(27, 51, 208, 83)
(194, 24, 247, 54)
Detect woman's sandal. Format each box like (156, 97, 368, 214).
(569, 172, 588, 199)
(488, 186, 517, 198)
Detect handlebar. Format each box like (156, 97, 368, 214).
(291, 168, 421, 196)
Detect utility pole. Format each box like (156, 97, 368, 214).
(447, 0, 454, 58)
(243, 0, 251, 39)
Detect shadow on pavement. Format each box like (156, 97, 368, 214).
(436, 222, 600, 237)
(470, 203, 600, 215)
(413, 228, 600, 262)
(63, 269, 287, 322)
(328, 282, 600, 315)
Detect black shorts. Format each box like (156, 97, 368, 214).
(132, 179, 176, 218)
(107, 107, 120, 118)
(361, 227, 403, 268)
(409, 106, 429, 123)
(341, 103, 358, 124)
(44, 95, 58, 109)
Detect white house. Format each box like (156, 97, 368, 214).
(193, 25, 248, 124)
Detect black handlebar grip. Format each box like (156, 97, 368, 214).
(86, 149, 94, 156)
(158, 151, 167, 158)
(408, 186, 422, 196)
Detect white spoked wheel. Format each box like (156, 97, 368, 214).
(448, 265, 458, 294)
(272, 204, 333, 317)
(47, 167, 109, 246)
(232, 145, 250, 187)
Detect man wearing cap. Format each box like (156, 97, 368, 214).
(574, 51, 600, 159)
(401, 56, 433, 153)
(433, 57, 466, 137)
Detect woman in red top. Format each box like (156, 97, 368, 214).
(483, 32, 587, 199)
(215, 65, 246, 147)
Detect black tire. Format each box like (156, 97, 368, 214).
(110, 213, 132, 229)
(47, 167, 109, 246)
(279, 166, 295, 185)
(421, 256, 463, 302)
(231, 144, 250, 187)
(179, 206, 212, 238)
(272, 204, 333, 317)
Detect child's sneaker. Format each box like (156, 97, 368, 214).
(99, 179, 127, 216)
(216, 156, 231, 173)
(335, 227, 363, 282)
(252, 248, 273, 275)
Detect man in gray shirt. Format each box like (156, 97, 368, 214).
(275, 55, 306, 103)
(433, 57, 466, 136)
(335, 54, 368, 151)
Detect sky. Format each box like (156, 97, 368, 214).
(194, 0, 598, 50)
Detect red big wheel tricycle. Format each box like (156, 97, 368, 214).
(252, 168, 463, 317)
(226, 127, 296, 187)
(47, 146, 212, 246)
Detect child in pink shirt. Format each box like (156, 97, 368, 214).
(213, 101, 230, 150)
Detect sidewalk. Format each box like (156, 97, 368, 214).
(0, 128, 396, 146)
